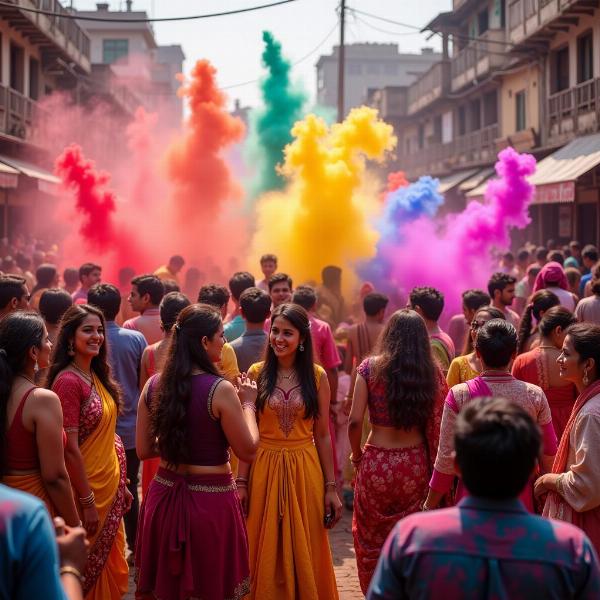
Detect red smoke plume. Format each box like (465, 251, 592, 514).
(386, 171, 409, 193)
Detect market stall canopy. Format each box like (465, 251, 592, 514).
(0, 155, 60, 195)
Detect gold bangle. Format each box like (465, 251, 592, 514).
(60, 565, 83, 584)
(325, 480, 336, 488)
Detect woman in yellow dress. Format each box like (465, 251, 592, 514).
(237, 303, 342, 599)
(446, 306, 505, 387)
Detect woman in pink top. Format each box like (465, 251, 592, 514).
(424, 318, 557, 512)
(348, 309, 447, 593)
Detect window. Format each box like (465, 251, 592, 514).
(102, 39, 129, 64)
(516, 90, 526, 131)
(577, 31, 593, 83)
(458, 106, 467, 136)
(483, 91, 498, 125)
(478, 9, 489, 35)
(367, 62, 379, 75)
(470, 98, 481, 131)
(418, 124, 425, 149)
(10, 43, 24, 93)
(29, 57, 39, 101)
(550, 46, 569, 93)
(433, 115, 442, 143)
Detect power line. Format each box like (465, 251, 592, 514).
(352, 15, 425, 37)
(222, 21, 338, 90)
(0, 0, 300, 22)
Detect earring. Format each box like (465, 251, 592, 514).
(299, 343, 304, 352)
(583, 369, 590, 387)
(68, 342, 75, 356)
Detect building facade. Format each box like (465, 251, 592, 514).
(377, 0, 600, 247)
(316, 43, 441, 115)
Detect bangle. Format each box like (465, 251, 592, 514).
(60, 565, 83, 584)
(556, 473, 565, 496)
(79, 492, 95, 507)
(350, 452, 363, 465)
(325, 481, 336, 489)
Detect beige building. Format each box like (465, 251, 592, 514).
(378, 0, 600, 246)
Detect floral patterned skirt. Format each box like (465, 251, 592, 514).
(352, 443, 430, 594)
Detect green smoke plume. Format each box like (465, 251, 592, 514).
(246, 31, 306, 203)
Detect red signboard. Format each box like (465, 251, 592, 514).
(533, 181, 575, 204)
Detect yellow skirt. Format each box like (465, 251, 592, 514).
(3, 472, 55, 516)
(246, 438, 339, 600)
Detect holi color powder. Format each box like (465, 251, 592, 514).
(55, 144, 146, 280)
(385, 147, 536, 316)
(360, 175, 444, 289)
(385, 171, 408, 194)
(250, 106, 396, 286)
(245, 31, 306, 203)
(166, 59, 245, 224)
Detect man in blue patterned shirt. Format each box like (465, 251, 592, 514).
(368, 397, 600, 599)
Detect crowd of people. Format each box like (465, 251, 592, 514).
(1, 238, 600, 598)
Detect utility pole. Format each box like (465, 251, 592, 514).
(337, 0, 346, 122)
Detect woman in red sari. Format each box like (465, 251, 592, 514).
(512, 306, 577, 441)
(46, 304, 132, 600)
(348, 309, 447, 593)
(536, 324, 600, 553)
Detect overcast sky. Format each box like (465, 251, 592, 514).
(73, 0, 450, 108)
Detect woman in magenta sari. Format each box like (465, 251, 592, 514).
(424, 319, 557, 512)
(512, 306, 577, 441)
(348, 310, 447, 593)
(535, 324, 600, 552)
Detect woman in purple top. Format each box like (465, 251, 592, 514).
(348, 309, 447, 593)
(135, 304, 259, 600)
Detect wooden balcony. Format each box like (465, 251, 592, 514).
(547, 77, 600, 146)
(88, 64, 144, 118)
(402, 123, 500, 179)
(0, 0, 90, 73)
(451, 29, 506, 92)
(0, 84, 48, 143)
(407, 61, 450, 115)
(508, 0, 591, 48)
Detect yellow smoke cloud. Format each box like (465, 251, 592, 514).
(250, 106, 396, 287)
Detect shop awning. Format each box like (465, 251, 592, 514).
(458, 167, 495, 192)
(466, 133, 600, 203)
(0, 161, 19, 189)
(437, 168, 479, 194)
(0, 156, 60, 195)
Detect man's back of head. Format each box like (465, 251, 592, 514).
(239, 287, 271, 325)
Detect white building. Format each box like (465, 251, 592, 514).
(316, 43, 442, 115)
(76, 2, 184, 126)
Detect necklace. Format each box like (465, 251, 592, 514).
(278, 369, 296, 381)
(538, 344, 557, 350)
(72, 362, 93, 382)
(18, 374, 37, 387)
(480, 369, 511, 377)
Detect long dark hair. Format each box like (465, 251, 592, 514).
(516, 289, 560, 354)
(257, 303, 319, 420)
(371, 309, 438, 430)
(0, 312, 44, 475)
(44, 304, 121, 409)
(463, 306, 505, 355)
(539, 306, 576, 338)
(152, 304, 221, 466)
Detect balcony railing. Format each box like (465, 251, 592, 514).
(547, 77, 600, 144)
(402, 123, 500, 178)
(2, 0, 90, 70)
(508, 0, 577, 46)
(407, 61, 450, 115)
(0, 84, 48, 142)
(450, 29, 506, 92)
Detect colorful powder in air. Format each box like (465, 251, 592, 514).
(245, 31, 306, 202)
(384, 147, 536, 316)
(361, 175, 444, 288)
(385, 171, 409, 194)
(55, 144, 146, 280)
(166, 59, 245, 224)
(250, 106, 396, 286)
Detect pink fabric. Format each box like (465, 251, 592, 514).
(430, 331, 456, 361)
(429, 469, 454, 493)
(309, 315, 341, 370)
(533, 261, 568, 293)
(542, 421, 558, 455)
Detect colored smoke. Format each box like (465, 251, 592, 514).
(385, 147, 536, 316)
(245, 31, 306, 203)
(361, 175, 444, 288)
(385, 171, 409, 194)
(166, 59, 245, 224)
(55, 144, 145, 280)
(250, 106, 396, 286)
